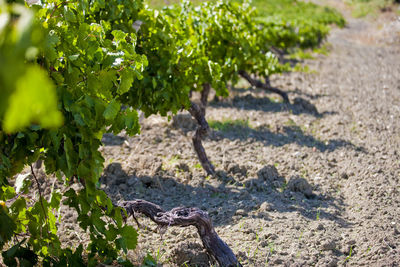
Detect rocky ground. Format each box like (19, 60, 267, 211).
(11, 1, 400, 266)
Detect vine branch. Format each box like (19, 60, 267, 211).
(238, 70, 289, 103)
(30, 164, 48, 223)
(119, 200, 242, 267)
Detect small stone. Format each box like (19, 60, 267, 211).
(243, 228, 254, 234)
(346, 239, 356, 246)
(287, 175, 314, 198)
(394, 227, 399, 235)
(257, 165, 279, 181)
(123, 140, 131, 148)
(321, 240, 337, 251)
(260, 240, 269, 247)
(248, 233, 256, 240)
(318, 257, 338, 267)
(227, 163, 247, 176)
(315, 223, 325, 231)
(340, 172, 349, 179)
(235, 209, 246, 216)
(265, 233, 278, 240)
(259, 202, 272, 212)
(273, 258, 284, 264)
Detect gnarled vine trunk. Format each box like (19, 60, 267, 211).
(119, 200, 242, 267)
(200, 83, 211, 115)
(189, 100, 215, 175)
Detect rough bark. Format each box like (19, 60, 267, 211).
(189, 101, 215, 175)
(200, 83, 211, 115)
(119, 200, 242, 267)
(238, 70, 289, 103)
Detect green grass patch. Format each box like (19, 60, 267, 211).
(209, 118, 252, 135)
(241, 0, 345, 27)
(345, 0, 397, 17)
(193, 163, 203, 169)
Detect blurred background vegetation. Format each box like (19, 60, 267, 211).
(148, 0, 399, 18)
(345, 0, 400, 17)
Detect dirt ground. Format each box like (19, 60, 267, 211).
(17, 1, 400, 266)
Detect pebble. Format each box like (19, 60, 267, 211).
(346, 239, 356, 245)
(319, 257, 338, 267)
(259, 202, 272, 212)
(287, 175, 314, 198)
(235, 209, 246, 216)
(394, 227, 399, 235)
(321, 240, 337, 251)
(248, 233, 256, 240)
(315, 223, 325, 231)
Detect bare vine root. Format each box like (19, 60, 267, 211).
(189, 101, 215, 175)
(238, 70, 289, 103)
(119, 200, 242, 267)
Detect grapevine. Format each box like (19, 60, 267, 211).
(0, 0, 344, 265)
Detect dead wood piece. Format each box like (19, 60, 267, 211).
(238, 70, 289, 103)
(189, 102, 215, 175)
(119, 200, 242, 267)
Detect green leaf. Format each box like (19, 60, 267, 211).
(49, 191, 62, 209)
(105, 224, 118, 241)
(118, 69, 134, 95)
(2, 186, 16, 199)
(64, 9, 77, 23)
(120, 225, 137, 250)
(77, 161, 91, 180)
(141, 253, 157, 267)
(45, 31, 60, 62)
(0, 208, 17, 247)
(91, 210, 106, 234)
(103, 99, 120, 121)
(64, 137, 78, 176)
(112, 30, 127, 43)
(3, 66, 63, 133)
(2, 242, 38, 267)
(124, 109, 140, 135)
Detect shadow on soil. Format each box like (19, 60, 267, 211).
(102, 133, 127, 146)
(210, 88, 336, 117)
(101, 162, 351, 229)
(208, 123, 364, 153)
